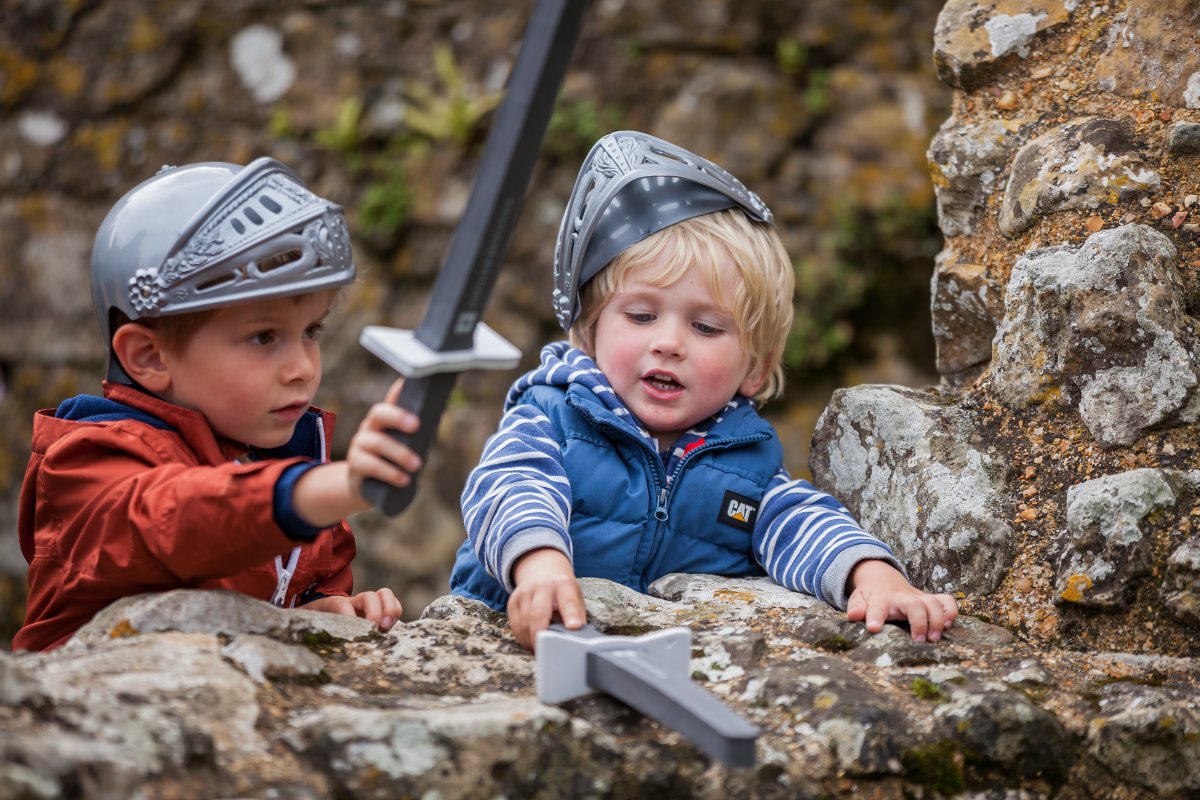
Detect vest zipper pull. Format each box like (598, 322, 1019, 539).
(654, 487, 669, 522)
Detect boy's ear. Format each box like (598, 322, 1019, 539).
(111, 323, 173, 393)
(738, 356, 773, 399)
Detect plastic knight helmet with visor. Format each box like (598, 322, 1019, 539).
(552, 130, 773, 331)
(91, 157, 356, 384)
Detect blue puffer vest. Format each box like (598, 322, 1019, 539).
(450, 377, 783, 611)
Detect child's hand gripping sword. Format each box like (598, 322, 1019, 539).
(360, 0, 587, 515)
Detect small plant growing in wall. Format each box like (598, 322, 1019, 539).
(404, 43, 502, 145)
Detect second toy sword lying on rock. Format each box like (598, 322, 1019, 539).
(537, 623, 761, 767)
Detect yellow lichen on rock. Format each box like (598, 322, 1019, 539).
(1060, 573, 1093, 604)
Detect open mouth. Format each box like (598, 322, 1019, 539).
(643, 372, 683, 392)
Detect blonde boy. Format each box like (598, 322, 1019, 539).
(451, 132, 957, 649)
(15, 158, 421, 650)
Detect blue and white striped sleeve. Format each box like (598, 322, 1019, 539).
(459, 402, 573, 592)
(752, 470, 904, 610)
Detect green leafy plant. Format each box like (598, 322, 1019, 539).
(775, 37, 806, 75)
(315, 97, 364, 155)
(804, 68, 832, 114)
(357, 158, 414, 242)
(405, 44, 502, 144)
(544, 99, 625, 162)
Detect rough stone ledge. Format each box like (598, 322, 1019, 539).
(3, 578, 1200, 798)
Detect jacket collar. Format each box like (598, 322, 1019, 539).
(511, 341, 771, 447)
(100, 382, 332, 464)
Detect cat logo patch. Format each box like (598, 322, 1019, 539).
(718, 490, 758, 532)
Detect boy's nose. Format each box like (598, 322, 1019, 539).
(283, 343, 319, 383)
(650, 325, 685, 359)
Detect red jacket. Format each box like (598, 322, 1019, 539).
(14, 382, 355, 651)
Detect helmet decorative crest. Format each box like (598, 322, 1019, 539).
(552, 131, 772, 330)
(92, 157, 357, 384)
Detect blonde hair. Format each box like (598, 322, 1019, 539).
(569, 208, 794, 403)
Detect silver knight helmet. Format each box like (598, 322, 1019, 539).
(552, 130, 773, 330)
(90, 157, 356, 383)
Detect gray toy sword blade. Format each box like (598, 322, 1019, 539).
(360, 0, 588, 515)
(537, 624, 760, 767)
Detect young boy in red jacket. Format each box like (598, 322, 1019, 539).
(14, 158, 421, 651)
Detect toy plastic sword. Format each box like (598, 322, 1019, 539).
(537, 624, 761, 767)
(359, 0, 588, 515)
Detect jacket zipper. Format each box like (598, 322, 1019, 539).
(642, 434, 768, 583)
(256, 413, 329, 608)
(588, 413, 769, 585)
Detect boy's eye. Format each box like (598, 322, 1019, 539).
(304, 322, 326, 340)
(694, 321, 723, 336)
(252, 331, 277, 346)
(626, 312, 655, 324)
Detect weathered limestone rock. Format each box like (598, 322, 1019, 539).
(379, 614, 535, 690)
(998, 118, 1159, 237)
(927, 116, 1022, 236)
(71, 588, 379, 647)
(932, 0, 1070, 91)
(932, 678, 1069, 783)
(1087, 684, 1200, 796)
(756, 658, 915, 776)
(286, 700, 590, 800)
(992, 224, 1200, 447)
(0, 651, 44, 707)
(810, 384, 1012, 594)
(60, 3, 202, 115)
(655, 61, 810, 184)
(6, 632, 264, 789)
(1092, 0, 1200, 108)
(930, 252, 998, 379)
(221, 633, 326, 684)
(1161, 538, 1200, 626)
(1167, 121, 1200, 154)
(1054, 468, 1176, 610)
(3, 581, 1200, 798)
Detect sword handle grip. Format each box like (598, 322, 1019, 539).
(362, 372, 458, 516)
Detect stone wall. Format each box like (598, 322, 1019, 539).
(812, 0, 1200, 657)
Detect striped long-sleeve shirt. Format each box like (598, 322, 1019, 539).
(456, 343, 901, 609)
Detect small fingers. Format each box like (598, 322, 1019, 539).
(507, 592, 536, 651)
(937, 593, 959, 629)
(348, 442, 419, 488)
(555, 580, 587, 630)
(354, 425, 423, 472)
(922, 596, 946, 642)
(367, 402, 420, 435)
(357, 590, 384, 625)
(376, 587, 402, 630)
(524, 588, 556, 653)
(845, 589, 868, 623)
(308, 596, 355, 617)
(384, 378, 406, 405)
(865, 594, 890, 634)
(901, 597, 931, 642)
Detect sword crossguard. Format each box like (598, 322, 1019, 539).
(360, 323, 521, 378)
(537, 622, 761, 767)
(536, 624, 692, 704)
